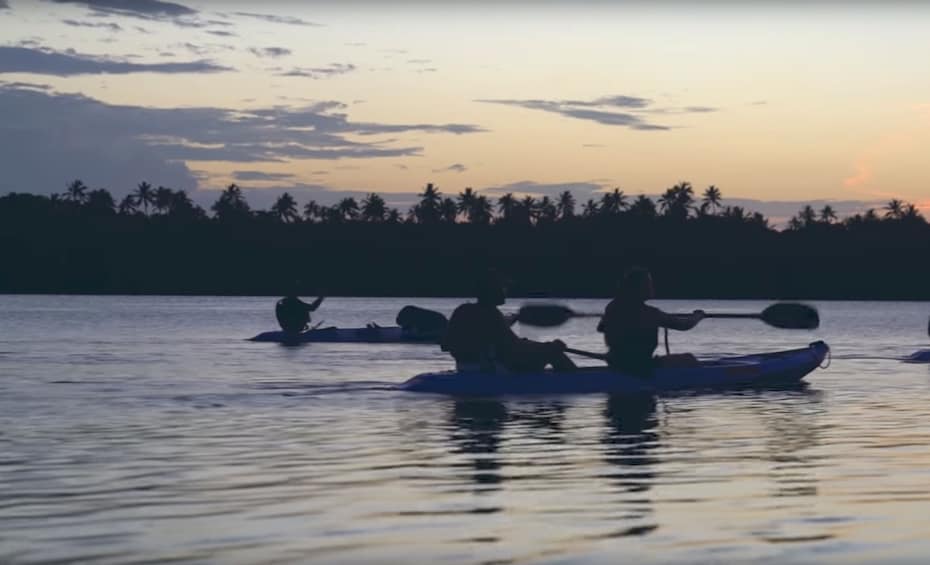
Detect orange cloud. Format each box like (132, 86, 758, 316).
(842, 103, 930, 200)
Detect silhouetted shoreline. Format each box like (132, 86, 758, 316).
(2, 181, 928, 299)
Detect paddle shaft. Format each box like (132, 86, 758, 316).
(703, 313, 762, 320)
(565, 347, 608, 361)
(561, 311, 748, 319)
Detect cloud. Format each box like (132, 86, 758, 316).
(481, 180, 606, 201)
(0, 46, 232, 76)
(206, 30, 236, 37)
(51, 0, 196, 17)
(0, 84, 484, 197)
(478, 94, 716, 130)
(231, 11, 320, 26)
(48, 0, 213, 26)
(564, 95, 651, 109)
(0, 0, 9, 9)
(62, 19, 123, 31)
(582, 143, 605, 148)
(0, 80, 50, 90)
(278, 63, 356, 79)
(433, 163, 466, 173)
(479, 97, 668, 130)
(233, 170, 296, 182)
(248, 47, 291, 59)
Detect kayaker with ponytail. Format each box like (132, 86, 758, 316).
(276, 284, 325, 334)
(441, 271, 576, 373)
(598, 266, 704, 375)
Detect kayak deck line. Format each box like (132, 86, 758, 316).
(250, 326, 440, 344)
(401, 341, 830, 396)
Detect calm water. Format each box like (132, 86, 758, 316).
(1, 296, 929, 564)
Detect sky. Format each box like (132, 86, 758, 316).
(1, 0, 929, 220)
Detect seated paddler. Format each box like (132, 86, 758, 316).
(441, 271, 576, 372)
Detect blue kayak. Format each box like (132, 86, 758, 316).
(250, 326, 439, 344)
(904, 349, 930, 363)
(401, 341, 829, 396)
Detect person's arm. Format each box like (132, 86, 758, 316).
(653, 308, 705, 331)
(308, 296, 324, 311)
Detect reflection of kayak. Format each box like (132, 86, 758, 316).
(402, 341, 829, 395)
(903, 349, 930, 363)
(250, 326, 439, 344)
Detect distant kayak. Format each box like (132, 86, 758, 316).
(250, 326, 439, 344)
(903, 349, 930, 363)
(402, 341, 829, 396)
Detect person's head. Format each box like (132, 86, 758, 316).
(618, 266, 654, 301)
(476, 270, 507, 306)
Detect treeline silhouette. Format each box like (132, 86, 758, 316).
(2, 180, 928, 298)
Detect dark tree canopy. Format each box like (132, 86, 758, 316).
(1, 180, 928, 298)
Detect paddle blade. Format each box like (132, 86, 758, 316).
(516, 304, 576, 327)
(760, 303, 820, 329)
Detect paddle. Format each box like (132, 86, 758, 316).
(516, 302, 820, 330)
(564, 347, 608, 361)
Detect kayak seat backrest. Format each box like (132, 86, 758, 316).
(396, 306, 449, 336)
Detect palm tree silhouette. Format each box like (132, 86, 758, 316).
(556, 190, 575, 220)
(884, 199, 904, 219)
(361, 193, 387, 222)
(211, 183, 251, 222)
(659, 182, 694, 220)
(337, 197, 360, 221)
(271, 192, 300, 223)
(582, 199, 599, 218)
(799, 205, 817, 227)
(469, 195, 493, 225)
(497, 193, 517, 223)
(168, 190, 203, 219)
(303, 200, 321, 223)
(134, 182, 154, 215)
(599, 188, 628, 216)
(118, 194, 138, 215)
(457, 188, 477, 217)
(153, 186, 173, 215)
(519, 195, 537, 225)
(64, 179, 88, 204)
(414, 183, 442, 224)
(902, 203, 923, 221)
(702, 185, 722, 215)
(629, 194, 657, 219)
(84, 188, 115, 215)
(536, 196, 558, 224)
(440, 197, 458, 223)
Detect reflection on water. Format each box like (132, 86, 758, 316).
(449, 400, 508, 490)
(2, 296, 930, 563)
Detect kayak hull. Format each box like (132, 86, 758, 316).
(250, 326, 438, 344)
(401, 341, 829, 396)
(903, 349, 930, 363)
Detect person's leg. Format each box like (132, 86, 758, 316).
(504, 340, 576, 372)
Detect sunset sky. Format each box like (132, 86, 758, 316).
(1, 0, 929, 218)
